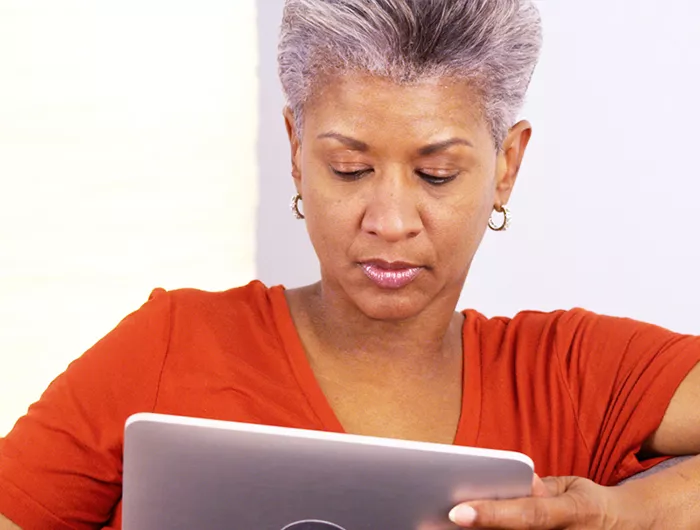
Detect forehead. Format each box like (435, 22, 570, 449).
(303, 73, 489, 144)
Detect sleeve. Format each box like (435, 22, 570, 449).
(0, 289, 172, 530)
(553, 309, 700, 486)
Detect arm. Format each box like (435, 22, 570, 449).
(643, 362, 700, 456)
(615, 454, 700, 528)
(0, 514, 21, 530)
(621, 361, 700, 526)
(449, 363, 700, 528)
(0, 289, 172, 530)
(450, 456, 700, 528)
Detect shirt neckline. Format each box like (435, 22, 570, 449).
(267, 284, 482, 446)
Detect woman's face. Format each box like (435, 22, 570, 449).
(285, 74, 530, 320)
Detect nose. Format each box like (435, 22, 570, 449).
(360, 168, 423, 242)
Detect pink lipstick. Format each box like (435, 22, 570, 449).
(360, 261, 423, 289)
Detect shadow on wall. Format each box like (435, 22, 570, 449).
(256, 0, 320, 288)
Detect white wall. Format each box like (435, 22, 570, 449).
(460, 0, 700, 333)
(257, 0, 700, 335)
(256, 1, 320, 287)
(0, 0, 259, 435)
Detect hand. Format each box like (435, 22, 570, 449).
(448, 474, 650, 529)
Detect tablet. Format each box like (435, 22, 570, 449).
(123, 413, 533, 530)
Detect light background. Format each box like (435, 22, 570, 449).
(0, 0, 259, 435)
(2, 1, 700, 435)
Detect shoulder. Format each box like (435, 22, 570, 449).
(460, 306, 594, 339)
(157, 279, 274, 308)
(153, 280, 283, 331)
(90, 280, 285, 373)
(462, 305, 696, 365)
(459, 306, 649, 365)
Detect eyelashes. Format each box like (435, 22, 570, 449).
(330, 168, 459, 186)
(417, 171, 459, 185)
(331, 168, 370, 181)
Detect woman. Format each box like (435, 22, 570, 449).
(1, 0, 699, 528)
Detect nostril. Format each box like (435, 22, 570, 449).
(360, 200, 423, 241)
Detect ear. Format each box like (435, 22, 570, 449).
(494, 120, 532, 207)
(283, 106, 303, 194)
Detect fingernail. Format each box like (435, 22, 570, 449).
(448, 504, 477, 526)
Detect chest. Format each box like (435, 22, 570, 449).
(313, 360, 464, 445)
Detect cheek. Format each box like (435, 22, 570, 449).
(431, 204, 482, 247)
(300, 157, 360, 236)
(302, 173, 349, 227)
(427, 185, 494, 260)
(458, 163, 499, 232)
(301, 185, 357, 263)
(297, 153, 358, 264)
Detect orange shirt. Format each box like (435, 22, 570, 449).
(0, 281, 699, 530)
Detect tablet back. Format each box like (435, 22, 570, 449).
(123, 413, 533, 530)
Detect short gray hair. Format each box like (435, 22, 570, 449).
(278, 0, 543, 147)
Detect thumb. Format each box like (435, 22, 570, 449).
(531, 473, 551, 497)
(541, 475, 579, 496)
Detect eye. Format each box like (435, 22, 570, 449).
(416, 171, 459, 186)
(331, 168, 372, 180)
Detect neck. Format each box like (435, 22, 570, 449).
(288, 280, 464, 367)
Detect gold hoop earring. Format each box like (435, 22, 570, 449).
(488, 205, 511, 232)
(290, 193, 305, 220)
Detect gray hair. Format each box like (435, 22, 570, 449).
(278, 0, 543, 147)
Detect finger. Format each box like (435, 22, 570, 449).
(531, 473, 550, 498)
(449, 495, 577, 529)
(541, 476, 578, 497)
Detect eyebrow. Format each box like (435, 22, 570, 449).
(317, 132, 369, 151)
(418, 138, 474, 156)
(317, 132, 473, 155)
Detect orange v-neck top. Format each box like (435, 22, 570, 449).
(1, 281, 699, 530)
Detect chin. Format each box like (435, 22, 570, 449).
(351, 287, 432, 322)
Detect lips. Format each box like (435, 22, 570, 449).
(360, 260, 423, 290)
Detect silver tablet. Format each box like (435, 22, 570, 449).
(123, 413, 533, 530)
